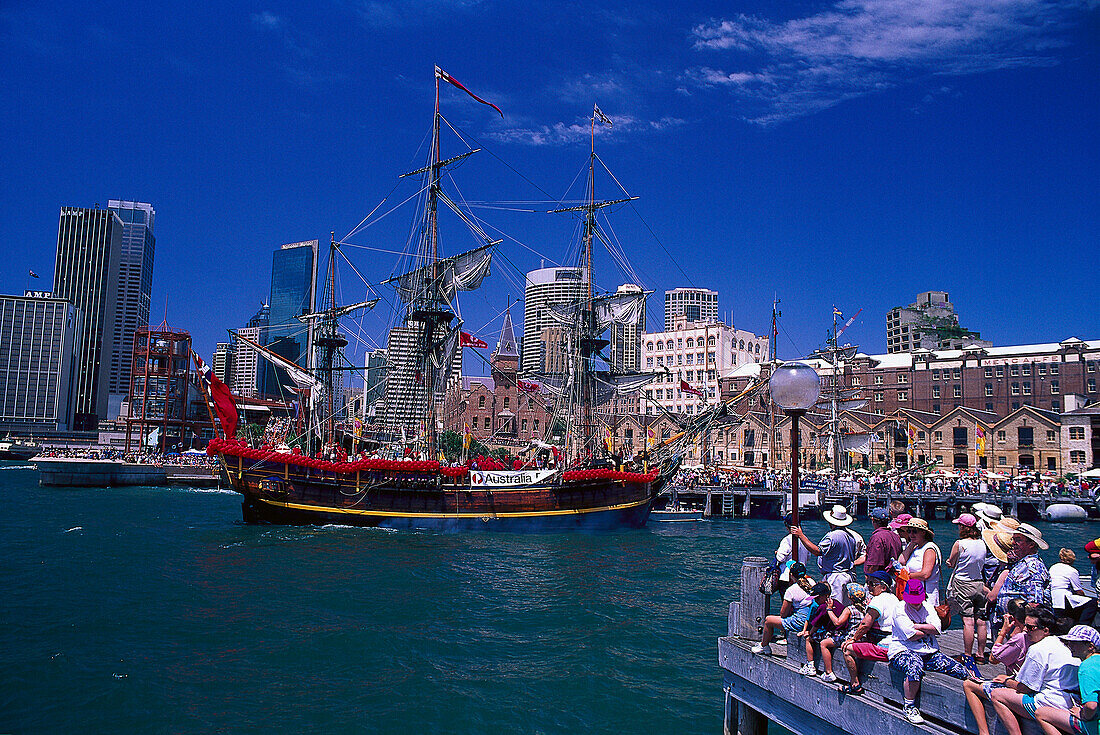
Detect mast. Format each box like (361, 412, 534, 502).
(315, 233, 349, 449)
(767, 295, 780, 470)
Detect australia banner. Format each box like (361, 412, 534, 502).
(470, 469, 557, 487)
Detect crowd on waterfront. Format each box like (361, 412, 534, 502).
(754, 499, 1100, 731)
(35, 447, 219, 467)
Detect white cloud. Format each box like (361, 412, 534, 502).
(688, 0, 1094, 124)
(490, 113, 686, 146)
(251, 11, 283, 30)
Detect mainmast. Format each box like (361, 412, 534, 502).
(767, 295, 780, 470)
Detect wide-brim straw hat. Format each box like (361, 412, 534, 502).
(982, 518, 1021, 562)
(822, 504, 855, 527)
(1013, 523, 1049, 551)
(904, 517, 934, 538)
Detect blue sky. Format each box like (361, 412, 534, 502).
(1, 0, 1097, 376)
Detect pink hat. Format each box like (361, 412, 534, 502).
(952, 513, 978, 527)
(901, 578, 927, 605)
(889, 513, 913, 530)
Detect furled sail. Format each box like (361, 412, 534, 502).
(233, 331, 323, 391)
(592, 371, 658, 404)
(547, 290, 648, 333)
(430, 323, 461, 395)
(390, 244, 494, 304)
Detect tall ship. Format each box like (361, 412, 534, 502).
(202, 68, 738, 531)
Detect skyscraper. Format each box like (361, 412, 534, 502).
(608, 283, 646, 372)
(231, 304, 269, 399)
(263, 240, 318, 399)
(664, 287, 718, 331)
(53, 206, 123, 429)
(106, 200, 155, 418)
(521, 266, 588, 374)
(0, 292, 82, 431)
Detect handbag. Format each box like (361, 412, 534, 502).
(935, 602, 953, 631)
(760, 562, 781, 595)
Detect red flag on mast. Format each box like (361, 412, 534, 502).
(435, 66, 503, 118)
(460, 331, 488, 349)
(193, 351, 239, 439)
(517, 379, 539, 394)
(680, 379, 703, 397)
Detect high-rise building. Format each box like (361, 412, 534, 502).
(53, 206, 123, 429)
(379, 323, 429, 434)
(608, 283, 646, 373)
(0, 292, 82, 432)
(213, 342, 234, 386)
(106, 200, 155, 418)
(664, 287, 718, 332)
(521, 266, 588, 374)
(263, 240, 318, 399)
(886, 290, 989, 354)
(362, 348, 387, 418)
(231, 305, 269, 399)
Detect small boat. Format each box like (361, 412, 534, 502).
(1043, 503, 1088, 523)
(0, 436, 39, 461)
(650, 504, 704, 522)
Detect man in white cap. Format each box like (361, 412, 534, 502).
(792, 504, 866, 605)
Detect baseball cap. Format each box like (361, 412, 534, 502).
(810, 582, 831, 597)
(952, 513, 978, 527)
(1085, 538, 1100, 555)
(870, 507, 890, 522)
(866, 570, 893, 586)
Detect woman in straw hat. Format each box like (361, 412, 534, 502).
(898, 517, 942, 606)
(988, 521, 1053, 633)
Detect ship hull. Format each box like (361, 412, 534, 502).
(221, 455, 663, 532)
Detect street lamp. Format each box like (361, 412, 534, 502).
(770, 362, 821, 559)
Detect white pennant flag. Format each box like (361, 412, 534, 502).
(593, 104, 613, 127)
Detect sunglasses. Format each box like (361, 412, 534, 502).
(1024, 623, 1048, 632)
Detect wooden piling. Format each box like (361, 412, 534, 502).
(737, 557, 769, 641)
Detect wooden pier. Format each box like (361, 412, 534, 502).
(719, 558, 1036, 735)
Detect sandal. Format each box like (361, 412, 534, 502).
(839, 683, 865, 695)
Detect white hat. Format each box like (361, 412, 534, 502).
(822, 504, 854, 527)
(1013, 523, 1049, 550)
(971, 502, 1003, 526)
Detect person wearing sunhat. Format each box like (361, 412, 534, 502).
(946, 512, 990, 662)
(791, 504, 866, 606)
(886, 578, 971, 724)
(1034, 625, 1100, 735)
(973, 502, 1004, 531)
(988, 523, 1052, 633)
(898, 517, 943, 606)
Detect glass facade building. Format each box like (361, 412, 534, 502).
(262, 241, 317, 399)
(107, 200, 156, 417)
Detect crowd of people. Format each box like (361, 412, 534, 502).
(752, 500, 1100, 730)
(35, 447, 219, 466)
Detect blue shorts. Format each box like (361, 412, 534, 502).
(782, 609, 810, 633)
(1022, 696, 1038, 720)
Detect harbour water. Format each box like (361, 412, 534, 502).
(2, 462, 1094, 734)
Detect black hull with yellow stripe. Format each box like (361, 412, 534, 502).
(212, 441, 668, 532)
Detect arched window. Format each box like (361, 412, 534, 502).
(666, 340, 673, 350)
(708, 336, 716, 347)
(739, 340, 745, 349)
(656, 341, 663, 351)
(647, 341, 654, 350)
(755, 343, 761, 354)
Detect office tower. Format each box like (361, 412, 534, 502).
(213, 342, 234, 386)
(53, 206, 123, 430)
(608, 283, 646, 373)
(379, 323, 428, 434)
(521, 266, 588, 374)
(664, 287, 718, 331)
(362, 348, 387, 418)
(106, 200, 155, 418)
(263, 240, 318, 399)
(231, 305, 269, 399)
(0, 292, 82, 431)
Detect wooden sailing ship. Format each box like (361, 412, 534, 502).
(201, 68, 688, 531)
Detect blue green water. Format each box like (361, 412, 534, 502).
(2, 462, 1095, 733)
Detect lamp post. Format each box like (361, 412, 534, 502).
(770, 362, 821, 559)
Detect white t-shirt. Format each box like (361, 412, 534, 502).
(784, 583, 813, 611)
(905, 541, 942, 606)
(1016, 635, 1081, 709)
(775, 534, 812, 566)
(953, 538, 987, 582)
(887, 600, 942, 658)
(1049, 563, 1089, 609)
(868, 591, 899, 647)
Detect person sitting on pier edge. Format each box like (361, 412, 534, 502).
(887, 578, 971, 725)
(989, 607, 1080, 735)
(752, 562, 814, 656)
(864, 507, 903, 575)
(790, 505, 865, 605)
(947, 512, 990, 664)
(1051, 548, 1096, 624)
(988, 523, 1053, 633)
(774, 512, 811, 568)
(1034, 625, 1100, 735)
(797, 581, 852, 681)
(964, 599, 1035, 735)
(818, 583, 867, 683)
(1086, 539, 1100, 628)
(897, 517, 942, 606)
(839, 569, 898, 695)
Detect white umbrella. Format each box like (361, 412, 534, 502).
(1082, 468, 1100, 479)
